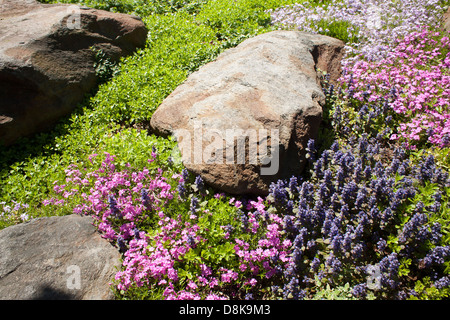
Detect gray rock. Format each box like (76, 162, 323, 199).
(0, 0, 148, 145)
(0, 214, 121, 300)
(150, 30, 344, 195)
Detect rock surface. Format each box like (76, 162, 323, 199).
(151, 30, 344, 195)
(0, 0, 147, 146)
(0, 214, 121, 300)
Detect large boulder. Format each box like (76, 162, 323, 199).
(151, 31, 344, 195)
(444, 7, 450, 32)
(0, 0, 147, 146)
(0, 214, 121, 300)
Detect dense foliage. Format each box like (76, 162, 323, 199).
(272, 136, 450, 299)
(41, 151, 295, 299)
(1, 0, 450, 300)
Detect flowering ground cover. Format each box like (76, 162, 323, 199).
(272, 137, 450, 299)
(337, 28, 450, 149)
(1, 0, 450, 300)
(43, 152, 294, 299)
(269, 0, 446, 64)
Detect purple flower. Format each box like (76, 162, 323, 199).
(117, 236, 127, 253)
(141, 188, 150, 207)
(289, 176, 299, 193)
(132, 227, 141, 239)
(187, 235, 197, 248)
(108, 195, 121, 218)
(399, 213, 428, 244)
(354, 187, 367, 208)
(244, 293, 254, 300)
(269, 180, 289, 206)
(376, 239, 387, 253)
(379, 253, 400, 289)
(310, 257, 320, 272)
(306, 139, 316, 162)
(181, 168, 189, 182)
(342, 181, 358, 203)
(326, 253, 342, 275)
(190, 197, 199, 214)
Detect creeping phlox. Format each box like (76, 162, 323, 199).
(269, 137, 450, 300)
(269, 0, 449, 149)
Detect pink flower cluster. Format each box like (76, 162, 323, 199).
(341, 28, 450, 147)
(234, 222, 292, 280)
(114, 235, 178, 291)
(234, 198, 292, 282)
(115, 197, 293, 300)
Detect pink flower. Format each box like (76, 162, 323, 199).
(53, 184, 65, 193)
(187, 281, 198, 290)
(88, 153, 98, 162)
(214, 193, 225, 199)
